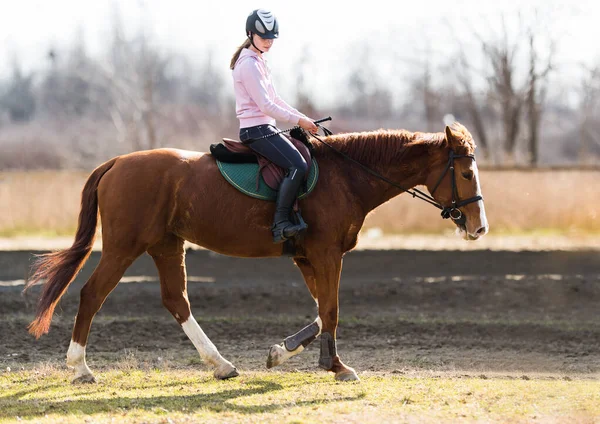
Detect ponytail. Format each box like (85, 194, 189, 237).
(230, 39, 252, 70)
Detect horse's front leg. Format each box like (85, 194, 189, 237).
(267, 253, 358, 380)
(312, 250, 359, 381)
(267, 258, 321, 368)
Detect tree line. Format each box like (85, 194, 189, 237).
(0, 9, 598, 169)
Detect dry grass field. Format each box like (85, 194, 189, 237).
(370, 169, 600, 234)
(1, 169, 598, 237)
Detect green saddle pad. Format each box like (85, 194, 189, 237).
(216, 160, 319, 201)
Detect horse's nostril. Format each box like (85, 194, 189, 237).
(476, 226, 486, 235)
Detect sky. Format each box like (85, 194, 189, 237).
(1, 0, 599, 107)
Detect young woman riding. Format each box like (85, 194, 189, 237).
(230, 9, 319, 244)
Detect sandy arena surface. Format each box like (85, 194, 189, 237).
(2, 238, 600, 380)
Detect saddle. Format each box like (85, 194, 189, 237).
(209, 128, 318, 201)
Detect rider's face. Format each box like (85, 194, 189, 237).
(252, 34, 274, 53)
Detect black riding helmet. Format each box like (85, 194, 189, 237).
(246, 9, 279, 38)
(246, 9, 278, 53)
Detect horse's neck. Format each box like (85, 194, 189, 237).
(327, 132, 435, 214)
(361, 155, 431, 213)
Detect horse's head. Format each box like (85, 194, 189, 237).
(425, 123, 489, 240)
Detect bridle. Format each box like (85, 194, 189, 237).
(426, 150, 483, 226)
(306, 119, 483, 226)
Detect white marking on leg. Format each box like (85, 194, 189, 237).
(269, 344, 305, 367)
(315, 317, 323, 331)
(181, 315, 225, 366)
(66, 340, 93, 379)
(181, 314, 236, 378)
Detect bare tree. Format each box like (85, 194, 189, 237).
(479, 15, 524, 163)
(186, 50, 224, 109)
(0, 59, 36, 122)
(294, 46, 318, 118)
(89, 12, 171, 151)
(39, 28, 96, 119)
(448, 9, 558, 165)
(453, 51, 491, 157)
(341, 43, 394, 124)
(346, 67, 368, 118)
(579, 65, 600, 163)
(416, 49, 442, 133)
(446, 17, 503, 162)
(524, 29, 554, 166)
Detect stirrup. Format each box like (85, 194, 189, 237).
(272, 220, 308, 244)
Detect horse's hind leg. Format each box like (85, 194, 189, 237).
(148, 234, 238, 380)
(68, 250, 141, 383)
(267, 258, 322, 368)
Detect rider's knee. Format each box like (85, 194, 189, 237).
(289, 160, 308, 180)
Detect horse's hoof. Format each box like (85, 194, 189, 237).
(335, 369, 360, 382)
(266, 344, 286, 369)
(72, 374, 96, 384)
(214, 364, 239, 380)
(220, 369, 240, 380)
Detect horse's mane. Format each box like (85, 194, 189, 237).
(312, 122, 475, 165)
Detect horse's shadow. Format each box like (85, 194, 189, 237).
(1, 378, 365, 419)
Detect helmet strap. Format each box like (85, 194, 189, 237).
(248, 33, 264, 54)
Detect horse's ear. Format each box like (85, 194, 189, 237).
(445, 125, 460, 149)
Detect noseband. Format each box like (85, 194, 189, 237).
(428, 150, 483, 226)
(307, 123, 484, 225)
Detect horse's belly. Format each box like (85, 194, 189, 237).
(178, 217, 282, 258)
(174, 168, 283, 258)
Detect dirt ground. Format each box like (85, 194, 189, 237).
(2, 244, 600, 379)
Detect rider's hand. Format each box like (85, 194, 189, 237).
(298, 117, 318, 134)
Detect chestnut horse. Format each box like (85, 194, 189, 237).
(25, 122, 488, 383)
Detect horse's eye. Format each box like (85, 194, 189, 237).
(461, 171, 474, 180)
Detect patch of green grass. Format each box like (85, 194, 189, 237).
(1, 368, 599, 423)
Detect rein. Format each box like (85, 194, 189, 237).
(307, 119, 483, 225)
(243, 117, 333, 143)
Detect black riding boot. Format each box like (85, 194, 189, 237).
(272, 173, 308, 244)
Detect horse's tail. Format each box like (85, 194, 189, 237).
(24, 157, 118, 338)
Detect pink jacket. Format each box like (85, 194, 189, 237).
(232, 48, 306, 128)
